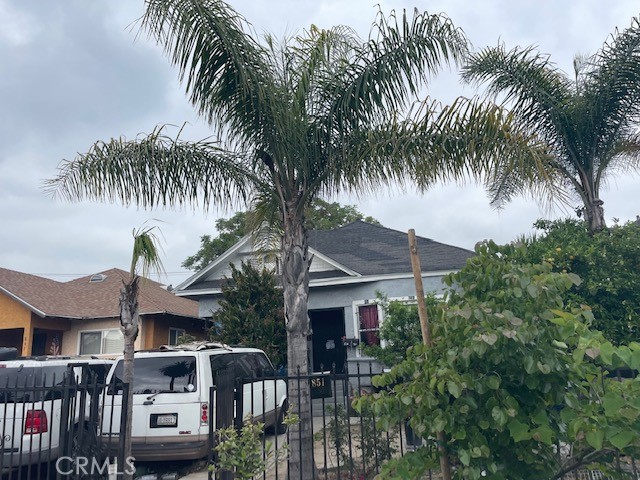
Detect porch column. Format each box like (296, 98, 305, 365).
(22, 324, 34, 356)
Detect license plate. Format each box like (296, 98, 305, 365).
(156, 414, 177, 426)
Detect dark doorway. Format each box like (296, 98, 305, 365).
(309, 308, 346, 374)
(32, 332, 47, 356)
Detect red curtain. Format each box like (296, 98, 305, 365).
(359, 305, 380, 346)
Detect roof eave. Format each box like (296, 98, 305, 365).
(175, 235, 252, 291)
(308, 270, 457, 287)
(0, 286, 47, 318)
(307, 247, 362, 277)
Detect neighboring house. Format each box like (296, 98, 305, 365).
(0, 268, 204, 357)
(175, 220, 474, 374)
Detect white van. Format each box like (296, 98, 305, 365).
(101, 343, 287, 461)
(0, 356, 113, 471)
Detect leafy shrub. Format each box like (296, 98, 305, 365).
(515, 218, 640, 345)
(356, 241, 640, 479)
(211, 262, 287, 367)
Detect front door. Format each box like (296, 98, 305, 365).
(309, 309, 346, 374)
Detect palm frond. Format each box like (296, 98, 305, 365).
(141, 0, 280, 148)
(130, 225, 165, 279)
(325, 9, 468, 131)
(45, 126, 257, 211)
(581, 16, 640, 169)
(462, 44, 574, 152)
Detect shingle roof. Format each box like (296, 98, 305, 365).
(308, 220, 473, 275)
(0, 267, 199, 319)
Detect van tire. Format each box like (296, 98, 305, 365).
(274, 401, 288, 435)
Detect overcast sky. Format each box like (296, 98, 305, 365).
(2, 0, 638, 285)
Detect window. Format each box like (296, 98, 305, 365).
(79, 329, 123, 355)
(168, 328, 186, 345)
(112, 356, 197, 394)
(358, 304, 380, 346)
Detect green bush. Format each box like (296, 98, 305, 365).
(211, 418, 289, 480)
(211, 262, 287, 367)
(515, 218, 640, 345)
(319, 404, 397, 478)
(356, 241, 640, 479)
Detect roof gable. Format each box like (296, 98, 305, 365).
(0, 267, 199, 319)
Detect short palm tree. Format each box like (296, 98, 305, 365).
(120, 226, 164, 479)
(462, 17, 640, 233)
(47, 1, 541, 476)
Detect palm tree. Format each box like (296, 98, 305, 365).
(462, 17, 640, 233)
(120, 226, 164, 479)
(46, 1, 541, 476)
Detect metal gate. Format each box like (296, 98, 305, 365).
(0, 365, 128, 480)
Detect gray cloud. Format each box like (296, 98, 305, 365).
(1, 0, 639, 284)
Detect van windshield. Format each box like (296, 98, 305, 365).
(112, 356, 197, 394)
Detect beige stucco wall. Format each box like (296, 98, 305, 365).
(61, 318, 144, 356)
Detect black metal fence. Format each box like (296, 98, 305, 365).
(209, 362, 432, 480)
(0, 366, 128, 480)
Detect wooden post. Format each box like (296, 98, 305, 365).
(408, 229, 452, 480)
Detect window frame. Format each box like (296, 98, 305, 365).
(352, 300, 384, 356)
(168, 327, 186, 346)
(78, 329, 124, 356)
(352, 295, 442, 358)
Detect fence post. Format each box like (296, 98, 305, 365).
(213, 367, 235, 480)
(117, 382, 129, 480)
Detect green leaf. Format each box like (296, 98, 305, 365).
(448, 381, 462, 398)
(532, 410, 548, 426)
(486, 375, 501, 390)
(572, 347, 585, 364)
(531, 425, 553, 445)
(508, 419, 531, 442)
(492, 406, 508, 426)
(630, 349, 640, 370)
(459, 448, 470, 466)
(537, 362, 551, 374)
(567, 273, 582, 286)
(609, 431, 636, 450)
(600, 342, 615, 365)
(523, 355, 536, 373)
(603, 393, 625, 417)
(481, 333, 498, 345)
(586, 430, 604, 450)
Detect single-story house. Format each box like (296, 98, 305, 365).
(175, 220, 474, 373)
(0, 267, 205, 357)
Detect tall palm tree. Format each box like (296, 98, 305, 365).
(462, 17, 640, 233)
(120, 226, 164, 479)
(46, 1, 541, 476)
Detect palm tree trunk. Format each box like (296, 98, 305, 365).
(119, 276, 140, 480)
(585, 197, 606, 233)
(281, 203, 316, 480)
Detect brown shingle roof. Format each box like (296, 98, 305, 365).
(0, 267, 199, 319)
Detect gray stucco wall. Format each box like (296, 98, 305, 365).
(194, 274, 446, 323)
(307, 275, 447, 338)
(197, 297, 222, 319)
(191, 274, 448, 379)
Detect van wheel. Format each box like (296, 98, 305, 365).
(275, 401, 288, 435)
